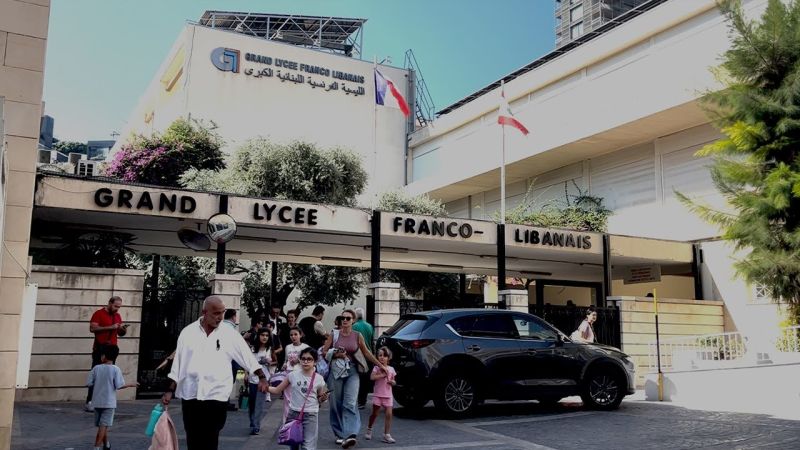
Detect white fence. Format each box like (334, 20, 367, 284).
(648, 326, 800, 372)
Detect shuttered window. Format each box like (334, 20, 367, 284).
(661, 142, 715, 201)
(589, 144, 656, 210)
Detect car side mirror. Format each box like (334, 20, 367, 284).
(555, 333, 564, 347)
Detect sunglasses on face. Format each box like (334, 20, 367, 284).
(341, 316, 353, 321)
(300, 357, 315, 362)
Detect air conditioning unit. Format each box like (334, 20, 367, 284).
(75, 160, 98, 177)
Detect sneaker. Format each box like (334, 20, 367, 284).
(365, 429, 373, 440)
(383, 434, 396, 444)
(84, 402, 94, 412)
(250, 428, 259, 435)
(342, 436, 357, 448)
(335, 438, 344, 445)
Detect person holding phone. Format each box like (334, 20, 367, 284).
(86, 296, 129, 412)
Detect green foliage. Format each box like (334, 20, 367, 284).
(376, 191, 459, 302)
(182, 139, 367, 206)
(105, 117, 225, 187)
(52, 141, 88, 156)
(680, 0, 800, 311)
(183, 138, 370, 313)
(30, 230, 137, 269)
(503, 181, 611, 232)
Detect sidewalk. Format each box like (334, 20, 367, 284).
(11, 397, 425, 450)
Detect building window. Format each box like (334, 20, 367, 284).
(751, 283, 774, 304)
(556, 15, 562, 27)
(570, 21, 584, 39)
(570, 5, 584, 22)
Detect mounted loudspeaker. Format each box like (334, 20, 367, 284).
(207, 213, 237, 244)
(177, 228, 211, 251)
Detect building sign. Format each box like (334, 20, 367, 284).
(505, 225, 602, 255)
(228, 197, 371, 234)
(211, 46, 367, 97)
(252, 202, 319, 226)
(623, 265, 662, 284)
(382, 214, 494, 244)
(93, 188, 197, 214)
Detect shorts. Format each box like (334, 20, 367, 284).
(94, 408, 115, 427)
(372, 396, 393, 408)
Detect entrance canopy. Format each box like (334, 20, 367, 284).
(32, 173, 695, 285)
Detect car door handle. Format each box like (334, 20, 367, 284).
(466, 344, 481, 351)
(525, 349, 537, 355)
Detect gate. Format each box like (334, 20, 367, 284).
(529, 304, 621, 349)
(137, 287, 210, 397)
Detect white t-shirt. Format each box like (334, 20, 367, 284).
(249, 348, 273, 384)
(283, 343, 311, 371)
(286, 370, 326, 413)
(578, 320, 595, 343)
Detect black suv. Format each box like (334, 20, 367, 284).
(376, 309, 636, 417)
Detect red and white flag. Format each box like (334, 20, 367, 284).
(497, 85, 529, 135)
(375, 68, 410, 117)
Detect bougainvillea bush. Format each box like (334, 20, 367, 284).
(105, 118, 225, 187)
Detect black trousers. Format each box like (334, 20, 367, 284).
(181, 399, 228, 450)
(86, 348, 103, 403)
(358, 367, 373, 406)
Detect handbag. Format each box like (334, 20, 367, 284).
(277, 371, 316, 446)
(332, 330, 369, 374)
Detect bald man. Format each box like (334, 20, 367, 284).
(162, 296, 268, 450)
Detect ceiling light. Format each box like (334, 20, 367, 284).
(362, 246, 409, 253)
(520, 270, 552, 276)
(321, 256, 363, 263)
(239, 236, 278, 243)
(427, 263, 464, 270)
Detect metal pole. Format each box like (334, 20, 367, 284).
(654, 288, 664, 401)
(368, 210, 381, 324)
(497, 223, 506, 309)
(601, 234, 612, 305)
(691, 244, 704, 300)
(500, 105, 507, 224)
(150, 254, 160, 304)
(270, 261, 278, 306)
(215, 195, 228, 274)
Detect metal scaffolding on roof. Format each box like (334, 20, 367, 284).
(198, 11, 366, 58)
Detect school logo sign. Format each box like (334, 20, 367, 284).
(210, 47, 240, 73)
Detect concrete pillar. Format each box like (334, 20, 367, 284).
(499, 290, 529, 313)
(208, 273, 245, 314)
(370, 282, 401, 338)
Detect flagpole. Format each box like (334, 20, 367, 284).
(372, 56, 378, 208)
(500, 80, 506, 225)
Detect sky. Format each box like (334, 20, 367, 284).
(43, 0, 556, 142)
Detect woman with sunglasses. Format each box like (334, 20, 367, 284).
(321, 309, 387, 449)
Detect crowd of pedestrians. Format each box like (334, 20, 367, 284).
(84, 295, 391, 450)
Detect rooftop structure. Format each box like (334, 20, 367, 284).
(198, 11, 366, 58)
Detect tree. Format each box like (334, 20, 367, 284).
(377, 190, 461, 305)
(182, 138, 369, 312)
(503, 181, 611, 232)
(679, 0, 800, 321)
(52, 140, 88, 156)
(105, 117, 225, 187)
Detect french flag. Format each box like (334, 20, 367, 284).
(375, 68, 410, 117)
(497, 85, 529, 135)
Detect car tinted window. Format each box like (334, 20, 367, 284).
(513, 315, 558, 340)
(384, 315, 430, 337)
(448, 314, 517, 339)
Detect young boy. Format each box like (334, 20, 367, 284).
(86, 344, 137, 450)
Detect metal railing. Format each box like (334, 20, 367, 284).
(649, 326, 800, 373)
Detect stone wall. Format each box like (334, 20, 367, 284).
(608, 296, 725, 387)
(16, 265, 144, 402)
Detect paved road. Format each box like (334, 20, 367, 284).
(11, 396, 800, 449)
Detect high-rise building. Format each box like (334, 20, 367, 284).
(556, 0, 650, 48)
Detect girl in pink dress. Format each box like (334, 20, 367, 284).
(365, 347, 396, 444)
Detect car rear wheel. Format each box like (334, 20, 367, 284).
(580, 368, 625, 410)
(434, 374, 479, 417)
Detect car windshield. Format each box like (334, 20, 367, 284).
(384, 315, 431, 337)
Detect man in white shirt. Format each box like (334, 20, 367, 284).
(161, 296, 268, 450)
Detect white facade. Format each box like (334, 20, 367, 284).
(406, 0, 788, 331)
(116, 24, 411, 204)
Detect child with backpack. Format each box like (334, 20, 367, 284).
(268, 347, 329, 450)
(86, 344, 138, 450)
(365, 346, 397, 444)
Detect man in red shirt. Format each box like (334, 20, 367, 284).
(85, 296, 129, 412)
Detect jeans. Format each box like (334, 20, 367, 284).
(181, 399, 228, 450)
(286, 410, 318, 450)
(248, 382, 266, 431)
(328, 364, 360, 438)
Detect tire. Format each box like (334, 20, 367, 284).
(433, 374, 480, 418)
(580, 368, 625, 410)
(394, 389, 428, 410)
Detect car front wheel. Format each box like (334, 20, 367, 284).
(434, 374, 479, 417)
(580, 369, 625, 410)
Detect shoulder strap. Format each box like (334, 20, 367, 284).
(296, 371, 317, 419)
